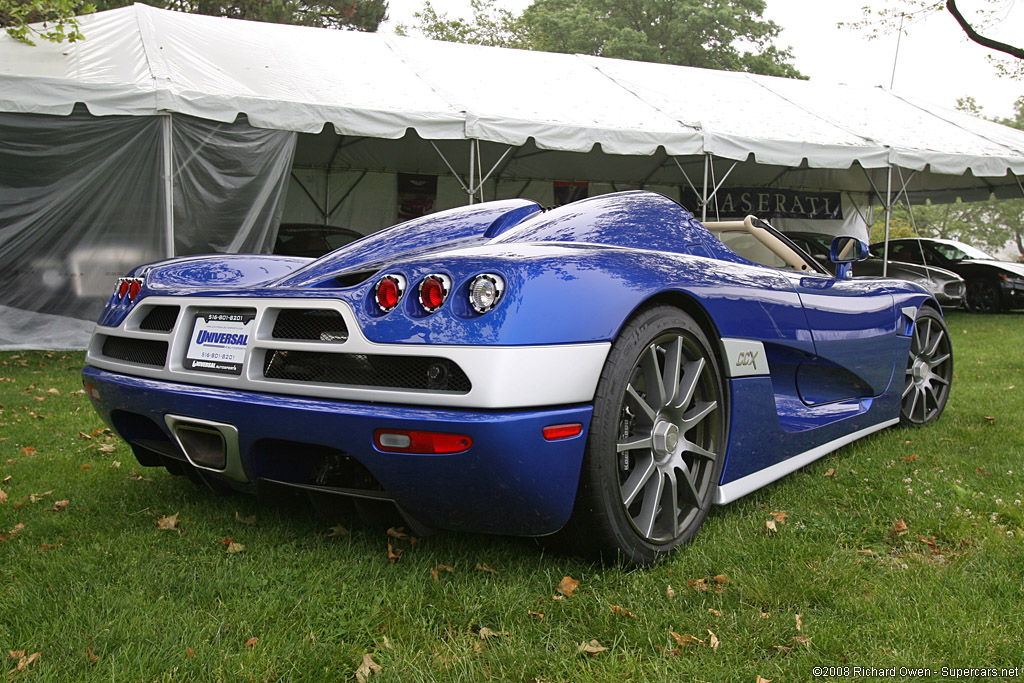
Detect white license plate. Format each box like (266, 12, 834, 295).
(184, 312, 255, 375)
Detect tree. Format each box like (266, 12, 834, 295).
(844, 0, 1023, 79)
(3, 0, 387, 45)
(402, 0, 804, 78)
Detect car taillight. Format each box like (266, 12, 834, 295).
(542, 423, 583, 441)
(374, 429, 472, 454)
(418, 274, 451, 313)
(469, 273, 505, 313)
(114, 277, 144, 302)
(375, 274, 406, 312)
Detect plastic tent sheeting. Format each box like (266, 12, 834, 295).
(3, 3, 1024, 196)
(0, 108, 295, 349)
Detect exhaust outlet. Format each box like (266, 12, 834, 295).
(165, 415, 248, 482)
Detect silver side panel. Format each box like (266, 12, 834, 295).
(86, 296, 610, 409)
(720, 338, 768, 378)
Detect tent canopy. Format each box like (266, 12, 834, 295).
(3, 3, 1024, 202)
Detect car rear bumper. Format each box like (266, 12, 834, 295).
(82, 366, 592, 536)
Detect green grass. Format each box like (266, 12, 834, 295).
(2, 311, 1023, 681)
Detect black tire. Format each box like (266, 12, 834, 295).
(560, 306, 727, 565)
(901, 307, 953, 426)
(966, 279, 1001, 313)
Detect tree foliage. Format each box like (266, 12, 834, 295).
(402, 0, 803, 78)
(877, 96, 1024, 259)
(2, 0, 386, 45)
(843, 0, 1023, 80)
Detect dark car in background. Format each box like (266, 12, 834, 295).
(274, 223, 364, 258)
(872, 238, 1024, 313)
(786, 232, 966, 308)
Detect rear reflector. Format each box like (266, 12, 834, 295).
(374, 429, 472, 454)
(542, 423, 583, 441)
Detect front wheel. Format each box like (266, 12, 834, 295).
(562, 306, 727, 565)
(966, 279, 1001, 313)
(901, 307, 953, 426)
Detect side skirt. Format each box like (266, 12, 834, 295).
(714, 418, 898, 505)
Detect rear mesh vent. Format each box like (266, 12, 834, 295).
(272, 309, 349, 342)
(102, 336, 168, 367)
(262, 350, 471, 393)
(139, 305, 180, 332)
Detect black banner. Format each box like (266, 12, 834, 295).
(681, 187, 843, 220)
(397, 173, 437, 221)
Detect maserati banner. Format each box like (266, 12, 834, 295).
(681, 188, 843, 220)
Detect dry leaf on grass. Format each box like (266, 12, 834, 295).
(156, 513, 180, 530)
(527, 610, 544, 619)
(892, 519, 909, 535)
(109, 461, 121, 469)
(80, 464, 92, 471)
(665, 584, 676, 598)
(244, 637, 258, 649)
(555, 576, 579, 597)
(792, 635, 811, 649)
(756, 676, 772, 683)
(670, 632, 704, 647)
(325, 524, 348, 538)
(387, 540, 402, 563)
(8, 650, 41, 673)
(857, 548, 878, 557)
(28, 490, 53, 504)
(795, 613, 803, 631)
(475, 562, 499, 574)
(769, 511, 788, 524)
(610, 605, 638, 619)
(220, 538, 245, 553)
(234, 512, 257, 526)
(436, 564, 453, 574)
(355, 653, 382, 682)
(823, 468, 836, 477)
(98, 444, 116, 454)
(708, 608, 723, 617)
(708, 630, 720, 650)
(712, 574, 729, 585)
(901, 454, 918, 462)
(47, 499, 69, 512)
(86, 647, 98, 664)
(20, 446, 35, 456)
(78, 431, 93, 440)
(186, 647, 195, 660)
(577, 640, 607, 655)
(478, 627, 509, 639)
(765, 519, 778, 532)
(0, 488, 7, 505)
(1, 475, 9, 483)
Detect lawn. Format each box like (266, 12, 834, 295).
(1, 311, 1022, 682)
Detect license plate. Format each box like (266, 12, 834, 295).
(184, 311, 255, 375)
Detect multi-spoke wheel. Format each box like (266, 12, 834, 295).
(966, 279, 1001, 314)
(560, 306, 726, 565)
(901, 307, 953, 426)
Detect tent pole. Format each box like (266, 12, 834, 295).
(428, 141, 471, 196)
(162, 114, 175, 258)
(882, 166, 893, 277)
(701, 154, 710, 223)
(468, 141, 476, 205)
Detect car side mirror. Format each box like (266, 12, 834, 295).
(830, 236, 869, 279)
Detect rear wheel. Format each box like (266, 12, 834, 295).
(901, 307, 953, 426)
(966, 279, 1001, 313)
(562, 306, 726, 565)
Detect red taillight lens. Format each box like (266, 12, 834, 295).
(418, 274, 451, 312)
(373, 429, 472, 454)
(127, 279, 142, 301)
(117, 279, 130, 299)
(542, 423, 583, 441)
(375, 274, 405, 312)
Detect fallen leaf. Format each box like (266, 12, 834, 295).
(857, 548, 878, 557)
(186, 647, 195, 659)
(219, 536, 233, 545)
(28, 490, 53, 504)
(323, 523, 348, 538)
(355, 653, 382, 682)
(712, 574, 729, 585)
(687, 578, 708, 592)
(795, 613, 803, 631)
(86, 648, 98, 663)
(109, 461, 121, 469)
(244, 637, 258, 649)
(756, 676, 772, 683)
(47, 499, 69, 512)
(386, 526, 410, 540)
(708, 608, 723, 617)
(983, 416, 995, 424)
(436, 564, 453, 574)
(478, 627, 509, 639)
(80, 464, 92, 471)
(760, 610, 771, 619)
(823, 468, 836, 477)
(20, 446, 35, 456)
(901, 454, 918, 462)
(670, 632, 704, 647)
(387, 540, 402, 563)
(1, 475, 9, 483)
(226, 541, 245, 554)
(527, 610, 544, 619)
(577, 640, 607, 655)
(78, 431, 93, 440)
(234, 512, 258, 526)
(98, 444, 116, 454)
(792, 635, 811, 649)
(475, 562, 499, 574)
(892, 519, 909, 535)
(38, 543, 58, 552)
(768, 511, 788, 524)
(772, 645, 792, 655)
(382, 636, 392, 649)
(0, 488, 6, 505)
(10, 651, 41, 672)
(610, 605, 638, 619)
(555, 576, 579, 597)
(430, 568, 439, 581)
(156, 513, 180, 530)
(46, 388, 60, 395)
(708, 630, 720, 650)
(666, 584, 676, 598)
(765, 519, 778, 532)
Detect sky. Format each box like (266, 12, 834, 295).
(381, 0, 1024, 119)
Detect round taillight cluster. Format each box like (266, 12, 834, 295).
(468, 273, 504, 313)
(418, 274, 451, 312)
(374, 274, 406, 312)
(113, 277, 144, 303)
(373, 272, 504, 315)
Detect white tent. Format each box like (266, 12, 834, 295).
(3, 4, 1024, 347)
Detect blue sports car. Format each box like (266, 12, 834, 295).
(82, 191, 953, 564)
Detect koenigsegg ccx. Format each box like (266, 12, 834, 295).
(82, 191, 953, 564)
